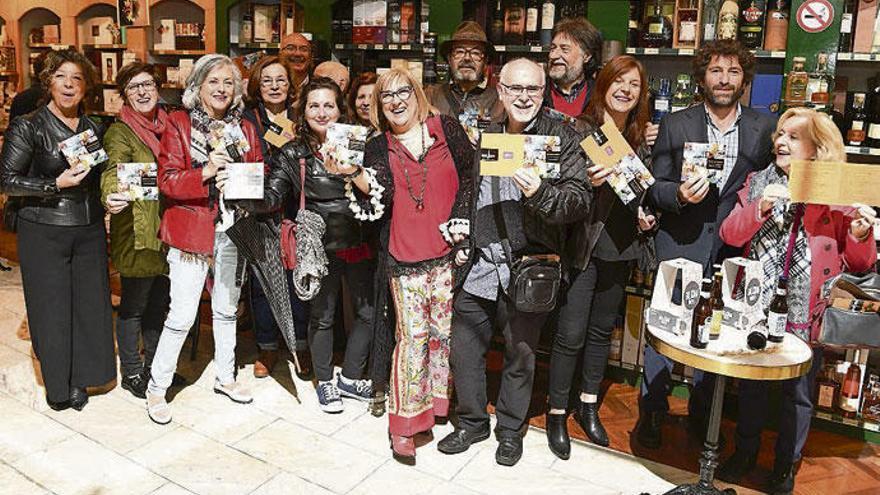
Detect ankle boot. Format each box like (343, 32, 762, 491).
(545, 413, 571, 460)
(576, 401, 609, 447)
(767, 462, 796, 495)
(635, 409, 663, 449)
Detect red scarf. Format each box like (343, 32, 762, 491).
(119, 105, 168, 159)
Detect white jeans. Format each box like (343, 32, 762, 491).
(148, 232, 241, 396)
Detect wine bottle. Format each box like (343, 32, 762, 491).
(839, 350, 863, 418)
(652, 77, 672, 124)
(783, 57, 808, 108)
(849, 93, 868, 146)
(491, 0, 505, 45)
(642, 0, 673, 48)
(717, 0, 739, 40)
(671, 74, 693, 113)
(541, 0, 555, 46)
(676, 0, 699, 47)
(763, 0, 789, 51)
(807, 52, 833, 105)
(690, 279, 712, 349)
(703, 0, 720, 42)
(767, 277, 788, 343)
(709, 269, 724, 341)
(628, 1, 642, 48)
(839, 0, 856, 53)
(526, 0, 540, 46)
(867, 74, 880, 148)
(815, 363, 841, 414)
(504, 0, 526, 46)
(738, 0, 766, 49)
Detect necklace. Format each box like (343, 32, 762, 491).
(393, 123, 429, 211)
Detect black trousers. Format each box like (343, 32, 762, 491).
(117, 275, 170, 377)
(548, 258, 629, 409)
(17, 218, 115, 403)
(451, 290, 548, 433)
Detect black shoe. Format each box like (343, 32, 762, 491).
(495, 429, 523, 467)
(576, 401, 609, 447)
(121, 373, 148, 399)
(69, 387, 88, 411)
(635, 410, 663, 449)
(546, 413, 571, 460)
(437, 423, 491, 455)
(716, 449, 758, 483)
(767, 462, 795, 495)
(47, 398, 71, 411)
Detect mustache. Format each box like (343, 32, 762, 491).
(289, 55, 307, 64)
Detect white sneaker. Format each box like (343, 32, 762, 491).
(214, 380, 253, 404)
(146, 392, 172, 425)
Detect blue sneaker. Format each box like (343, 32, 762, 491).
(336, 372, 374, 402)
(316, 381, 344, 414)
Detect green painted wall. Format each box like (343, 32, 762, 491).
(587, 0, 629, 42)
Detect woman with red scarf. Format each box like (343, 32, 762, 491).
(101, 62, 170, 400)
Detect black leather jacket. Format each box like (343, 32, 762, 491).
(250, 138, 373, 251)
(0, 106, 105, 226)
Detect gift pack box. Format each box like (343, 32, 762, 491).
(720, 257, 764, 330)
(646, 258, 703, 336)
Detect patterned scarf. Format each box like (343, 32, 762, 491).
(746, 164, 812, 339)
(119, 104, 167, 159)
(189, 104, 244, 211)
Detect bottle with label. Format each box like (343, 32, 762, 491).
(504, 0, 526, 46)
(240, 10, 254, 44)
(642, 0, 673, 48)
(848, 93, 868, 146)
(709, 269, 724, 341)
(541, 0, 555, 46)
(783, 57, 808, 108)
(676, 0, 699, 47)
(671, 74, 693, 113)
(703, 0, 720, 42)
(815, 363, 841, 414)
(718, 0, 740, 40)
(738, 0, 766, 49)
(628, 1, 641, 48)
(285, 6, 295, 38)
(690, 279, 712, 349)
(767, 277, 788, 343)
(763, 0, 788, 50)
(867, 73, 880, 148)
(526, 0, 540, 46)
(839, 350, 863, 418)
(652, 77, 672, 124)
(491, 0, 505, 45)
(839, 0, 856, 53)
(807, 52, 833, 105)
(747, 322, 768, 350)
(862, 374, 880, 422)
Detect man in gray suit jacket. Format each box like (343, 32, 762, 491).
(637, 40, 777, 449)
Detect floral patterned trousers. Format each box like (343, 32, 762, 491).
(387, 262, 454, 437)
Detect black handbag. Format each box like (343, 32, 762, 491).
(818, 273, 880, 348)
(508, 253, 562, 313)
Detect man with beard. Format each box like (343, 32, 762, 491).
(544, 18, 603, 119)
(426, 21, 504, 131)
(280, 32, 312, 95)
(636, 40, 777, 450)
(437, 58, 590, 467)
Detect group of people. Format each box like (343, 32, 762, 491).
(0, 15, 876, 493)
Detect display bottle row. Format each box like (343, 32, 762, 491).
(816, 349, 880, 422)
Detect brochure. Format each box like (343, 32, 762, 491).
(480, 133, 562, 179)
(580, 121, 654, 205)
(208, 122, 251, 161)
(117, 162, 158, 200)
(682, 142, 726, 185)
(263, 115, 296, 149)
(58, 129, 109, 170)
(321, 123, 370, 170)
(224, 162, 264, 200)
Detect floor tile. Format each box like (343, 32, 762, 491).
(169, 385, 278, 445)
(249, 472, 336, 495)
(0, 308, 29, 354)
(0, 342, 46, 411)
(350, 461, 446, 495)
(234, 418, 385, 493)
(425, 482, 482, 495)
(128, 427, 277, 495)
(0, 462, 50, 494)
(149, 483, 196, 495)
(12, 434, 165, 495)
(0, 392, 74, 462)
(550, 441, 681, 493)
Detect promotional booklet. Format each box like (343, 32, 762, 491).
(58, 129, 109, 170)
(321, 123, 370, 170)
(208, 122, 251, 161)
(681, 142, 726, 185)
(224, 162, 264, 200)
(580, 121, 654, 205)
(117, 162, 158, 200)
(479, 133, 561, 179)
(263, 115, 296, 149)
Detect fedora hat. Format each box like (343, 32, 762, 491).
(440, 21, 495, 60)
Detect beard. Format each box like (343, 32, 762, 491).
(548, 61, 584, 86)
(452, 64, 481, 83)
(704, 85, 745, 107)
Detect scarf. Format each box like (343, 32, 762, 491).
(119, 104, 167, 159)
(746, 164, 812, 339)
(189, 104, 244, 212)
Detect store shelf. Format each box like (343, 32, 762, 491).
(494, 45, 550, 54)
(837, 53, 880, 62)
(81, 44, 128, 50)
(845, 146, 880, 156)
(234, 42, 279, 50)
(813, 410, 880, 433)
(88, 111, 118, 117)
(333, 43, 424, 52)
(28, 43, 73, 50)
(626, 47, 786, 59)
(151, 49, 206, 56)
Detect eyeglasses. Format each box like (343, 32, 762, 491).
(282, 44, 311, 54)
(125, 80, 158, 94)
(379, 86, 414, 104)
(450, 47, 485, 61)
(500, 83, 544, 98)
(260, 78, 289, 88)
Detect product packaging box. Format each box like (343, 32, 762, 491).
(719, 257, 764, 329)
(101, 52, 118, 82)
(155, 19, 176, 50)
(750, 74, 783, 115)
(117, 162, 158, 200)
(646, 258, 703, 336)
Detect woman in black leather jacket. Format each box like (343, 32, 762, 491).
(245, 77, 377, 414)
(0, 50, 115, 411)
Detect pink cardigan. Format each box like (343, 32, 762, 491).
(719, 172, 877, 341)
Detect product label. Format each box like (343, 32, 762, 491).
(654, 99, 670, 112)
(840, 396, 860, 413)
(542, 4, 555, 30)
(697, 323, 709, 344)
(849, 122, 866, 145)
(526, 8, 538, 32)
(710, 310, 723, 336)
(718, 13, 738, 40)
(869, 123, 880, 140)
(817, 384, 835, 408)
(649, 22, 664, 34)
(768, 311, 787, 338)
(841, 13, 853, 34)
(671, 104, 687, 113)
(742, 6, 763, 23)
(704, 23, 716, 41)
(680, 22, 697, 42)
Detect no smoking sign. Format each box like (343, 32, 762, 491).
(796, 0, 835, 34)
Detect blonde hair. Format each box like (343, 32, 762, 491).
(776, 107, 846, 162)
(369, 68, 430, 132)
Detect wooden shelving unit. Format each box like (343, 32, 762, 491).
(151, 49, 207, 56)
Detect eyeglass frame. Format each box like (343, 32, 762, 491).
(499, 82, 545, 98)
(125, 79, 158, 94)
(281, 44, 311, 54)
(450, 47, 486, 61)
(379, 85, 414, 104)
(259, 77, 290, 88)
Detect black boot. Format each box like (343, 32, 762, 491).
(495, 429, 523, 467)
(635, 409, 663, 449)
(121, 372, 148, 399)
(767, 462, 796, 495)
(716, 449, 757, 483)
(545, 413, 571, 460)
(576, 401, 609, 447)
(46, 397, 71, 411)
(69, 387, 88, 411)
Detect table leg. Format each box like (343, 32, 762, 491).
(663, 375, 735, 495)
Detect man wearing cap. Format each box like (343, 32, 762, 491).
(544, 17, 603, 119)
(281, 32, 313, 95)
(314, 61, 350, 92)
(426, 21, 504, 133)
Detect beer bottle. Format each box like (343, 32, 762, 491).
(690, 279, 712, 349)
(709, 270, 724, 340)
(767, 277, 788, 343)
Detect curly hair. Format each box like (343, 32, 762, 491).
(551, 17, 604, 80)
(692, 39, 756, 87)
(39, 49, 100, 107)
(295, 76, 347, 153)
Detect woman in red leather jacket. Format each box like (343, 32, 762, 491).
(145, 54, 263, 425)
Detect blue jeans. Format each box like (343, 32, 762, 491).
(640, 343, 715, 419)
(250, 268, 309, 351)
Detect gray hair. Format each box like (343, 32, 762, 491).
(181, 54, 244, 112)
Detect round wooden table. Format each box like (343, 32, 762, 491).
(645, 323, 814, 495)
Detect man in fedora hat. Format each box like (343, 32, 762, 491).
(426, 21, 504, 134)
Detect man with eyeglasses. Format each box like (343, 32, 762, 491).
(437, 58, 590, 467)
(426, 21, 504, 134)
(280, 32, 313, 95)
(544, 17, 603, 119)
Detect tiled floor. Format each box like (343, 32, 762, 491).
(0, 265, 757, 495)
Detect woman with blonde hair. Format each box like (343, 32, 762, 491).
(717, 107, 876, 494)
(359, 68, 474, 461)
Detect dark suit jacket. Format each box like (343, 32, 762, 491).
(646, 104, 777, 274)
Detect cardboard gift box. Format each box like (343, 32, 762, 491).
(720, 257, 764, 330)
(646, 258, 704, 336)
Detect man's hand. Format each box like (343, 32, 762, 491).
(677, 175, 710, 205)
(512, 168, 541, 198)
(105, 192, 131, 214)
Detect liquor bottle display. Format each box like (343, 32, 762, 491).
(807, 52, 832, 105)
(717, 0, 740, 40)
(867, 73, 880, 148)
(747, 323, 768, 350)
(863, 374, 880, 422)
(491, 0, 505, 45)
(815, 363, 841, 414)
(541, 0, 555, 46)
(763, 0, 788, 50)
(738, 0, 766, 49)
(708, 268, 724, 341)
(848, 93, 868, 146)
(671, 74, 694, 112)
(840, 350, 863, 418)
(653, 77, 672, 123)
(504, 0, 526, 45)
(839, 0, 856, 53)
(675, 0, 700, 49)
(767, 277, 788, 343)
(783, 57, 808, 108)
(642, 0, 673, 48)
(525, 0, 540, 46)
(703, 0, 720, 42)
(690, 279, 712, 349)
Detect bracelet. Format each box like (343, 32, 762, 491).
(340, 166, 363, 181)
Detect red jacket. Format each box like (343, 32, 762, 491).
(719, 172, 877, 341)
(158, 110, 264, 255)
